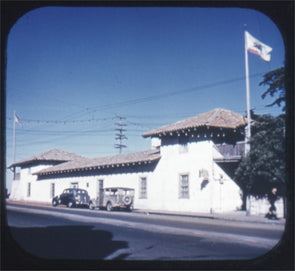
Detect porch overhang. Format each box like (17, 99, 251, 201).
(214, 157, 241, 180)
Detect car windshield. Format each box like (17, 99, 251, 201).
(104, 188, 134, 195)
(117, 189, 125, 195)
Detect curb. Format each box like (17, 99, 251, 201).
(132, 209, 285, 225)
(132, 209, 215, 220)
(6, 200, 285, 225)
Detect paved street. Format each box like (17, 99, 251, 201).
(5, 203, 285, 262)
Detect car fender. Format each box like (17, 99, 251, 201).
(52, 196, 59, 202)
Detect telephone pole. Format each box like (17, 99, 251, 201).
(114, 115, 127, 154)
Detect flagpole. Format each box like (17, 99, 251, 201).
(12, 110, 16, 162)
(244, 28, 251, 156)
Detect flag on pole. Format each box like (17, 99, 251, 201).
(14, 113, 23, 127)
(245, 31, 272, 62)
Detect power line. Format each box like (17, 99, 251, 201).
(6, 116, 114, 125)
(6, 104, 275, 128)
(6, 71, 271, 130)
(54, 72, 266, 120)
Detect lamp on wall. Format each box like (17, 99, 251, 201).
(219, 174, 224, 184)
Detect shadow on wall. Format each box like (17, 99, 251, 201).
(8, 225, 129, 260)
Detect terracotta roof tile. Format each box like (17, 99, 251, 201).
(142, 108, 247, 137)
(8, 149, 85, 168)
(36, 149, 161, 175)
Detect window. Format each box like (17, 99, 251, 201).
(179, 174, 189, 198)
(179, 137, 189, 153)
(98, 179, 104, 205)
(50, 183, 55, 198)
(27, 183, 31, 197)
(13, 172, 20, 181)
(71, 182, 79, 189)
(139, 177, 147, 199)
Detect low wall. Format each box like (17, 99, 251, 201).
(246, 196, 284, 218)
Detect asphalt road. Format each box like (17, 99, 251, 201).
(5, 204, 285, 263)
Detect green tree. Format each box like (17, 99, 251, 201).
(235, 114, 285, 209)
(235, 67, 286, 210)
(259, 67, 285, 111)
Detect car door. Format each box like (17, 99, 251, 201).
(61, 189, 73, 205)
(59, 190, 68, 205)
(103, 188, 117, 207)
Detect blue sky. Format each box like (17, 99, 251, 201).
(6, 7, 285, 190)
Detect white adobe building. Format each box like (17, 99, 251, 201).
(9, 108, 249, 214)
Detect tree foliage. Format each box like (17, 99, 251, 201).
(259, 67, 285, 111)
(235, 114, 285, 199)
(235, 67, 286, 210)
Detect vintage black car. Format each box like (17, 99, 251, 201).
(52, 188, 91, 208)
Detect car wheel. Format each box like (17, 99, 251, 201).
(106, 202, 112, 211)
(127, 204, 133, 212)
(123, 195, 131, 205)
(89, 202, 95, 210)
(52, 199, 58, 207)
(67, 201, 74, 208)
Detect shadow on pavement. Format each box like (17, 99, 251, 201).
(8, 225, 128, 260)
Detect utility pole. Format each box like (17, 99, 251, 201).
(114, 115, 127, 154)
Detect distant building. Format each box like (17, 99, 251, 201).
(9, 108, 251, 214)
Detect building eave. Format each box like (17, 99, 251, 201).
(214, 157, 241, 163)
(35, 149, 161, 176)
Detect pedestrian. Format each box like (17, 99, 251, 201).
(5, 188, 10, 199)
(265, 187, 278, 220)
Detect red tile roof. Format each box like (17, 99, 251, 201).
(8, 149, 85, 168)
(142, 108, 247, 137)
(36, 149, 161, 175)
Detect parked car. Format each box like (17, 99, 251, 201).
(89, 187, 135, 211)
(52, 188, 91, 208)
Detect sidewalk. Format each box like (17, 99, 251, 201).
(5, 199, 285, 225)
(132, 208, 286, 225)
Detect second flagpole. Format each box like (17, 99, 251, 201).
(12, 110, 16, 163)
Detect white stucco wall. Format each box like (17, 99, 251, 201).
(18, 170, 155, 205)
(10, 139, 244, 214)
(10, 164, 53, 201)
(140, 140, 242, 213)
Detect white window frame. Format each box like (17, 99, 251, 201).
(139, 177, 147, 199)
(27, 182, 31, 197)
(179, 174, 189, 199)
(50, 183, 55, 198)
(71, 182, 79, 189)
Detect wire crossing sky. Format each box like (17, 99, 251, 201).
(5, 6, 285, 190)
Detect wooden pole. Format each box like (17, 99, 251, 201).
(12, 110, 16, 162)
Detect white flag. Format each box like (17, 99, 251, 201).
(14, 113, 23, 127)
(245, 31, 272, 62)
